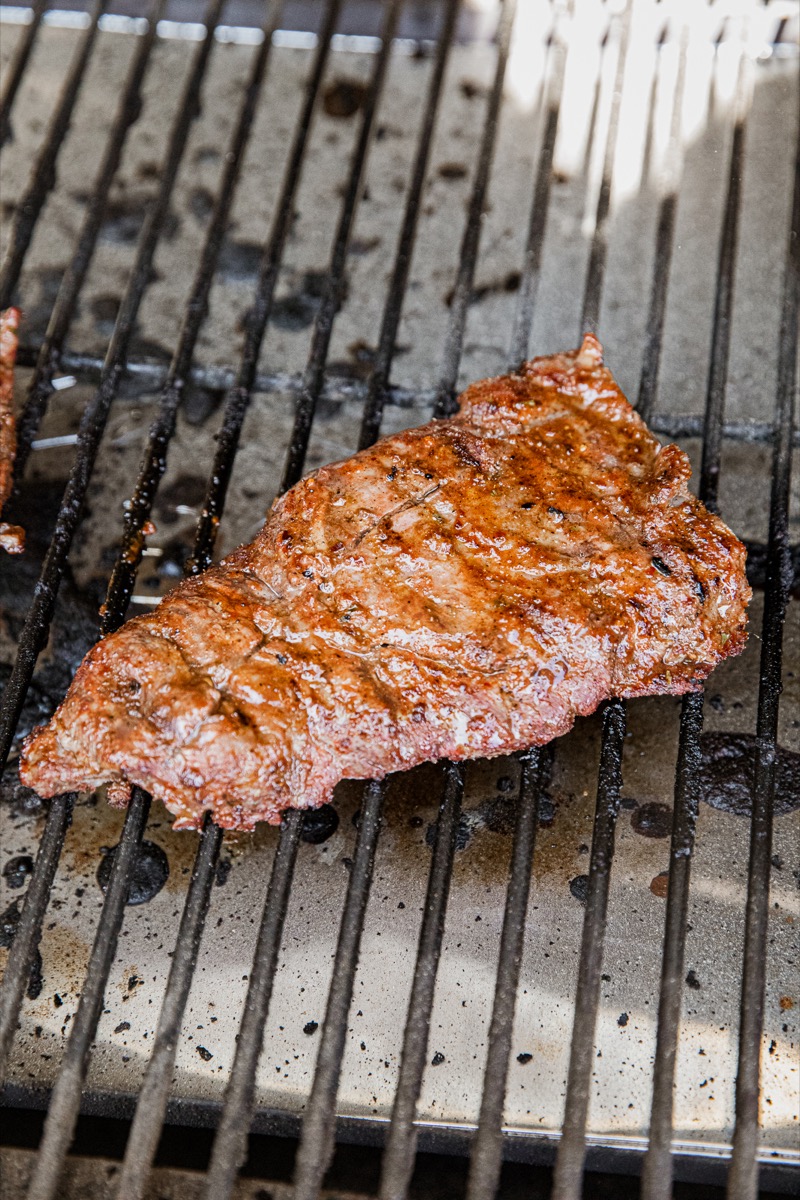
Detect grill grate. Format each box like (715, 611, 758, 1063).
(0, 2, 798, 1199)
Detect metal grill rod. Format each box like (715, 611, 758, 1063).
(0, 0, 225, 1138)
(637, 29, 698, 1200)
(508, 14, 567, 366)
(202, 810, 303, 1198)
(636, 22, 688, 422)
(643, 27, 754, 1200)
(189, 0, 344, 575)
(100, 18, 287, 1194)
(291, 779, 386, 1199)
(0, 0, 49, 147)
(378, 761, 464, 1200)
(699, 45, 752, 514)
(550, 699, 627, 1200)
(464, 20, 570, 1191)
(107, 4, 341, 1193)
(580, 0, 632, 335)
(279, 0, 402, 496)
(376, 6, 518, 1195)
(641, 690, 704, 1200)
(112, 0, 345, 1188)
(197, 2, 401, 1193)
(0, 0, 225, 770)
(727, 121, 800, 1200)
(550, 5, 632, 1195)
(24, 787, 152, 1200)
(0, 793, 74, 1078)
(12, 0, 168, 480)
(464, 749, 543, 1200)
(357, 0, 459, 452)
(113, 816, 224, 1200)
(103, 0, 285, 631)
(0, 0, 106, 309)
(433, 0, 518, 422)
(292, 2, 464, 1194)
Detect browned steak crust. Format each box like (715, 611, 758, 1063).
(21, 336, 750, 830)
(0, 307, 24, 554)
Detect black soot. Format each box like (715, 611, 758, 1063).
(3, 855, 34, 889)
(698, 733, 800, 817)
(97, 840, 169, 905)
(0, 900, 44, 998)
(630, 802, 673, 839)
(323, 78, 368, 117)
(569, 874, 589, 905)
(300, 804, 340, 844)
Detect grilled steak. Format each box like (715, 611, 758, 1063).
(21, 335, 750, 830)
(0, 307, 24, 554)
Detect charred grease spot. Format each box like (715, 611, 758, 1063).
(698, 733, 800, 817)
(96, 840, 169, 905)
(426, 814, 470, 852)
(0, 898, 21, 949)
(183, 384, 225, 427)
(214, 857, 232, 887)
(650, 872, 669, 898)
(438, 162, 468, 180)
(538, 793, 556, 826)
(425, 794, 517, 852)
(216, 238, 262, 283)
(3, 855, 34, 889)
(155, 475, 207, 527)
(0, 899, 40, 995)
(323, 79, 368, 118)
(101, 196, 179, 245)
(652, 556, 671, 576)
(444, 271, 522, 308)
(188, 186, 214, 222)
(300, 804, 340, 844)
(91, 293, 121, 336)
(270, 270, 340, 332)
(631, 802, 672, 839)
(569, 874, 589, 905)
(27, 948, 43, 999)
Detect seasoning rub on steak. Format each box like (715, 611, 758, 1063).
(0, 307, 24, 554)
(21, 335, 750, 830)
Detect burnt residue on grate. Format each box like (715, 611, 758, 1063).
(697, 733, 800, 817)
(97, 839, 169, 906)
(1, 897, 42, 998)
(2, 854, 34, 889)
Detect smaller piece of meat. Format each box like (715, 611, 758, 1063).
(0, 307, 24, 554)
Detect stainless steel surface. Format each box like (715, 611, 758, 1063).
(0, 0, 798, 1183)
